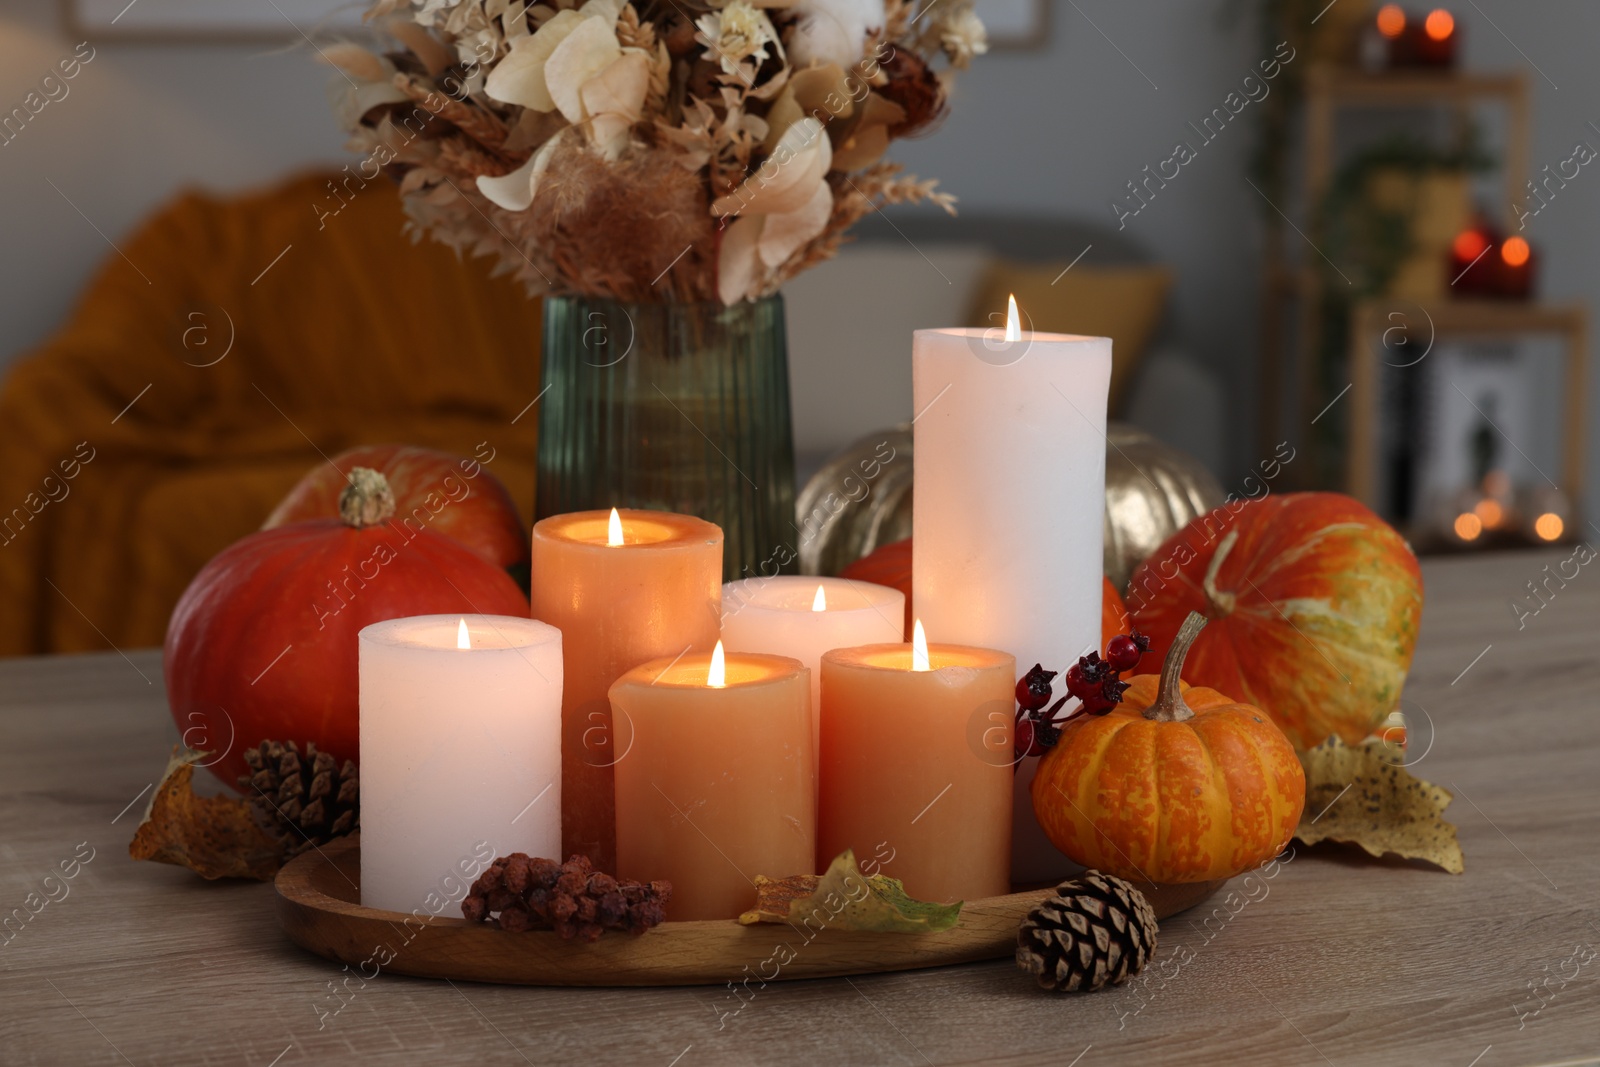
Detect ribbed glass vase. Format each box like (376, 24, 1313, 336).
(535, 294, 797, 581)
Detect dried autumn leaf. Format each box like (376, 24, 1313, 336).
(128, 747, 285, 881)
(738, 849, 963, 932)
(1294, 736, 1464, 874)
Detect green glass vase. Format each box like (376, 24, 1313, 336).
(535, 294, 797, 581)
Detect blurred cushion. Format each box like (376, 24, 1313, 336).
(967, 261, 1172, 413)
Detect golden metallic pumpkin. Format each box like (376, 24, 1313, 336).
(797, 423, 1222, 589)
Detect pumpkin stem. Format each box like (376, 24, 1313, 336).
(338, 467, 396, 528)
(1201, 530, 1239, 618)
(1146, 611, 1207, 723)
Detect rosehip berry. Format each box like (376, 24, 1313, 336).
(1015, 664, 1056, 712)
(1014, 717, 1039, 760)
(1106, 634, 1142, 672)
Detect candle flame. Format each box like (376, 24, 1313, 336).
(708, 640, 726, 688)
(1005, 294, 1021, 343)
(911, 619, 930, 672)
(607, 506, 624, 547)
(457, 618, 471, 650)
(812, 584, 827, 612)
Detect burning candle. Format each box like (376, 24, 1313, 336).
(358, 614, 562, 914)
(530, 508, 722, 872)
(817, 621, 1014, 902)
(720, 576, 905, 750)
(610, 642, 814, 920)
(912, 296, 1110, 883)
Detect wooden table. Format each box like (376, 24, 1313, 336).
(3, 549, 1597, 1066)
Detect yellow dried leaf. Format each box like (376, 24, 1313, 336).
(738, 849, 962, 932)
(128, 748, 284, 882)
(1294, 736, 1464, 874)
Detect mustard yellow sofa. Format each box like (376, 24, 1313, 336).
(0, 171, 543, 656)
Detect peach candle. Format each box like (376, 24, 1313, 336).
(818, 624, 1014, 903)
(530, 508, 722, 872)
(721, 576, 905, 751)
(610, 644, 814, 921)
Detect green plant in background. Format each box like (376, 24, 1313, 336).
(1227, 0, 1374, 204)
(1307, 132, 1495, 482)
(1317, 132, 1494, 296)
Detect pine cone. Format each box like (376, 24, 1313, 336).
(238, 740, 359, 858)
(1016, 871, 1158, 992)
(462, 854, 672, 942)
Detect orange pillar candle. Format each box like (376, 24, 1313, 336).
(530, 508, 722, 872)
(610, 644, 814, 920)
(818, 624, 1014, 903)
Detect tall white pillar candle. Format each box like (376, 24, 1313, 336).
(721, 576, 906, 749)
(359, 614, 563, 914)
(912, 317, 1111, 883)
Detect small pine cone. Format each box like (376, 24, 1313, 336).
(461, 854, 672, 940)
(238, 740, 360, 858)
(1016, 871, 1158, 993)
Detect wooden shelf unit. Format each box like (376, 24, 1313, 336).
(1344, 299, 1588, 513)
(1258, 65, 1535, 458)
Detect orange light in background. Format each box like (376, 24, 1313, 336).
(1501, 236, 1531, 267)
(1424, 9, 1455, 40)
(1454, 513, 1484, 541)
(1453, 230, 1489, 261)
(1377, 4, 1407, 37)
(1534, 512, 1565, 541)
(1473, 498, 1505, 528)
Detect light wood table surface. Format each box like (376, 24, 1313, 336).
(3, 549, 1597, 1067)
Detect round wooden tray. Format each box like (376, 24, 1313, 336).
(275, 837, 1223, 986)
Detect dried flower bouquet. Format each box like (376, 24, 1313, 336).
(328, 0, 986, 303)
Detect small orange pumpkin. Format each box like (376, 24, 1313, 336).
(1032, 612, 1305, 883)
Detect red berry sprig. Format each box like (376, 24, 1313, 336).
(1013, 631, 1153, 762)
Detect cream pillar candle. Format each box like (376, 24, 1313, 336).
(530, 508, 722, 874)
(359, 614, 562, 915)
(912, 300, 1111, 883)
(720, 576, 905, 749)
(817, 624, 1014, 902)
(610, 644, 813, 921)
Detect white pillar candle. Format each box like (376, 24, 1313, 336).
(721, 576, 905, 749)
(912, 304, 1111, 883)
(359, 614, 563, 914)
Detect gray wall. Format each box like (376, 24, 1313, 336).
(2, 1, 1597, 497)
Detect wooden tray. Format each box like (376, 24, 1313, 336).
(275, 837, 1223, 987)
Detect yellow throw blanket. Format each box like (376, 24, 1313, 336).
(0, 171, 543, 656)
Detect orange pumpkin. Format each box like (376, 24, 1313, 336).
(265, 444, 528, 574)
(840, 537, 1129, 645)
(1033, 613, 1305, 883)
(1127, 492, 1422, 750)
(1101, 577, 1129, 640)
(840, 538, 915, 638)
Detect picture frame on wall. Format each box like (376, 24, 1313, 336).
(62, 0, 360, 43)
(975, 0, 1050, 49)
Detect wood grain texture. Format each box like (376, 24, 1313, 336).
(273, 837, 1220, 986)
(3, 549, 1599, 1066)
